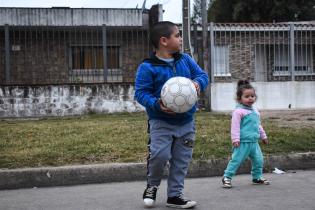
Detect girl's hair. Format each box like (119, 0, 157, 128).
(236, 79, 255, 101)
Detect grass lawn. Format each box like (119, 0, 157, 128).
(0, 111, 315, 169)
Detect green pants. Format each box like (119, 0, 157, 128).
(224, 142, 263, 180)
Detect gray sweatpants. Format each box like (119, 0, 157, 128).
(147, 119, 195, 197)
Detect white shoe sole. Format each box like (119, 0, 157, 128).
(222, 184, 232, 188)
(252, 182, 270, 185)
(166, 201, 197, 209)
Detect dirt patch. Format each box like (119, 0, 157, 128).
(261, 109, 315, 129)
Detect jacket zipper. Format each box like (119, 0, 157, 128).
(172, 60, 180, 76)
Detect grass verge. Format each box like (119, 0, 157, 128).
(0, 111, 314, 169)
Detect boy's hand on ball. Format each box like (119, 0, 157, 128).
(159, 99, 176, 114)
(192, 81, 200, 95)
(262, 138, 268, 144)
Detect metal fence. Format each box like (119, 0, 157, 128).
(207, 23, 315, 82)
(0, 25, 150, 85)
(1, 22, 315, 85)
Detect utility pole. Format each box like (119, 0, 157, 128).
(201, 0, 211, 111)
(182, 0, 192, 55)
(201, 0, 208, 68)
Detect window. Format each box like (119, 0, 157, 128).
(213, 45, 230, 76)
(70, 46, 122, 82)
(273, 45, 314, 76)
(71, 46, 120, 69)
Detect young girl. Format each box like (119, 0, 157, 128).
(222, 80, 269, 188)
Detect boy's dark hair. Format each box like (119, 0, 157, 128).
(150, 21, 177, 49)
(236, 79, 255, 101)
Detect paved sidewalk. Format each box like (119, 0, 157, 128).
(0, 170, 314, 210)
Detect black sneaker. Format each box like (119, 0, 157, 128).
(166, 195, 197, 209)
(252, 178, 270, 185)
(143, 186, 158, 208)
(222, 177, 232, 188)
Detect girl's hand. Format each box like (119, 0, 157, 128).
(262, 138, 268, 145)
(159, 99, 176, 115)
(233, 141, 240, 147)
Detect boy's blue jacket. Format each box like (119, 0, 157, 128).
(134, 52, 209, 125)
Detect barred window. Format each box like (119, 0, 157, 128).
(213, 45, 230, 76)
(70, 46, 122, 83)
(71, 46, 119, 69)
(273, 45, 314, 76)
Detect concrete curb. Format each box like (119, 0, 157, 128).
(0, 152, 314, 190)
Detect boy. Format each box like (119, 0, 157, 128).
(134, 21, 208, 209)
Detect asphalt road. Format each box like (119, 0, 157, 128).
(0, 170, 314, 210)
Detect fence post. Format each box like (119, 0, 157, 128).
(289, 23, 295, 81)
(193, 24, 198, 61)
(102, 24, 108, 82)
(210, 22, 215, 84)
(5, 24, 10, 83)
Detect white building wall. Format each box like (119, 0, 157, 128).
(211, 81, 315, 111)
(1, 82, 314, 118)
(0, 84, 144, 118)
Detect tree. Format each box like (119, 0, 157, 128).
(191, 0, 213, 24)
(208, 0, 315, 22)
(191, 0, 202, 24)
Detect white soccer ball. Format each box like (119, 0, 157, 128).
(160, 76, 198, 113)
